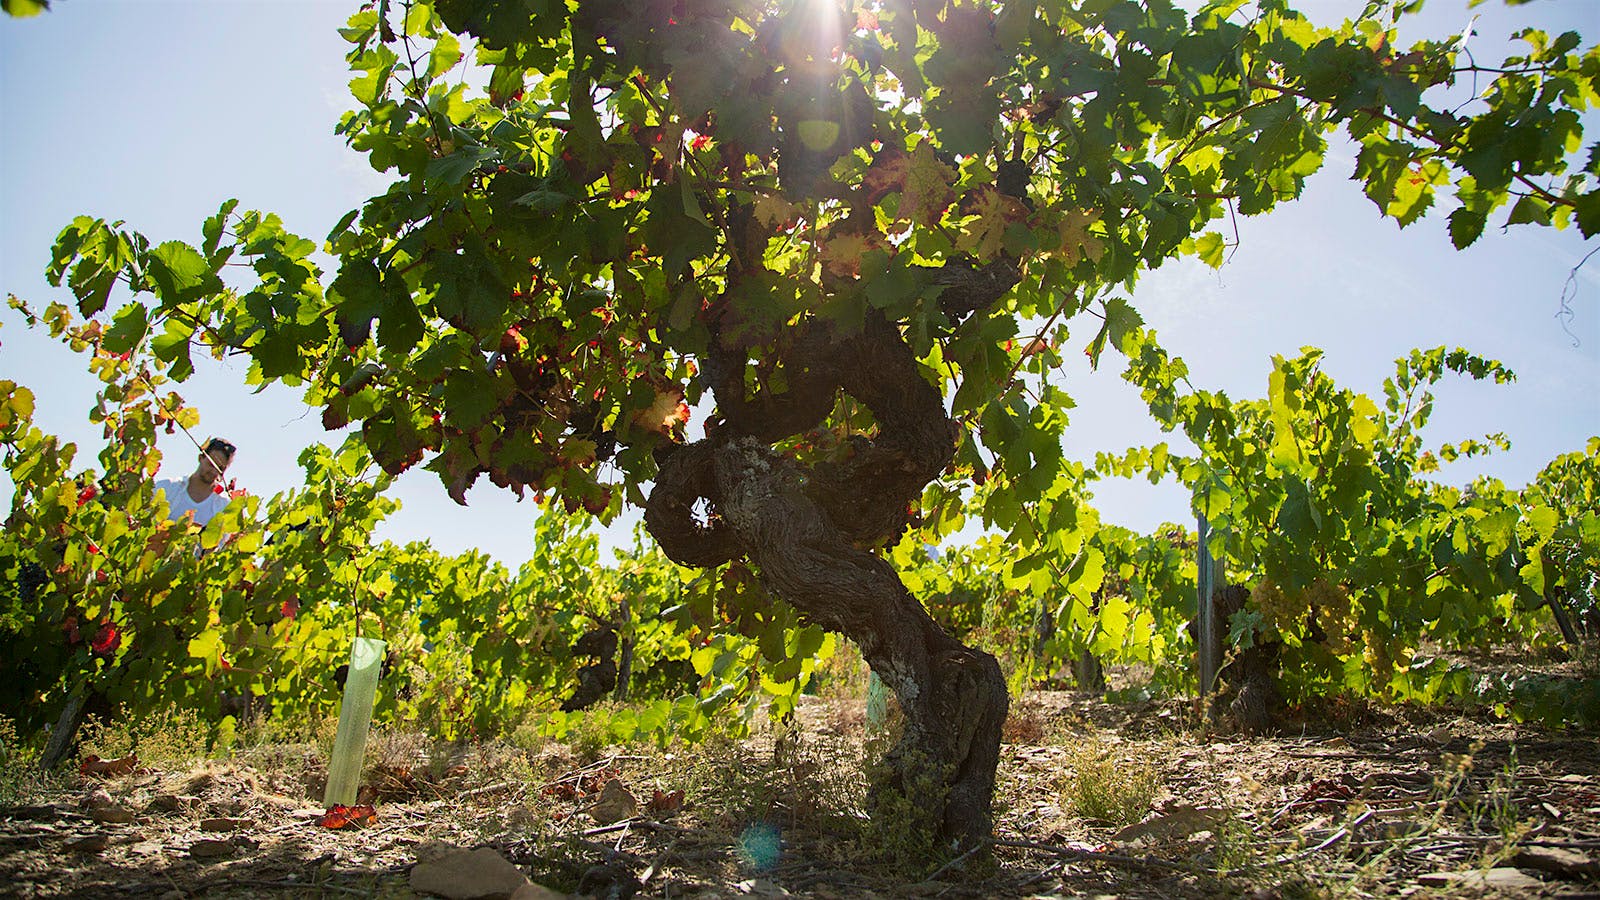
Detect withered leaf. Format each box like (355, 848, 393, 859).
(316, 803, 378, 829)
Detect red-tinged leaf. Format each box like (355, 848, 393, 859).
(79, 754, 139, 778)
(647, 788, 685, 814)
(583, 486, 613, 516)
(956, 186, 1030, 259)
(545, 782, 580, 801)
(281, 597, 300, 620)
(89, 622, 120, 656)
(1055, 208, 1105, 266)
(751, 194, 800, 231)
(316, 804, 378, 829)
(818, 228, 883, 277)
(862, 146, 911, 205)
(862, 144, 956, 227)
(898, 144, 958, 226)
(501, 325, 528, 354)
(633, 386, 690, 438)
(1297, 779, 1355, 803)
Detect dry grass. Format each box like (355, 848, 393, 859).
(1054, 737, 1160, 826)
(1002, 698, 1051, 744)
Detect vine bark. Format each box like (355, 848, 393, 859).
(644, 261, 1019, 847)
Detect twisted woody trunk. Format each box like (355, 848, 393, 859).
(643, 257, 1021, 848)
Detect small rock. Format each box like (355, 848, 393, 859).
(81, 788, 114, 809)
(410, 847, 530, 900)
(188, 838, 236, 859)
(733, 878, 791, 896)
(588, 779, 638, 825)
(205, 799, 244, 818)
(89, 805, 137, 825)
(8, 805, 58, 820)
(1512, 846, 1600, 877)
(201, 817, 248, 832)
(145, 795, 181, 813)
(1480, 868, 1546, 890)
(66, 834, 109, 853)
(1417, 868, 1545, 890)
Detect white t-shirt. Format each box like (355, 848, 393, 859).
(155, 478, 231, 527)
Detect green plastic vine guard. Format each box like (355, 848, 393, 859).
(866, 670, 889, 729)
(324, 636, 386, 807)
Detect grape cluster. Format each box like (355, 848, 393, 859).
(3, 556, 49, 605)
(1248, 578, 1303, 638)
(1250, 576, 1359, 653)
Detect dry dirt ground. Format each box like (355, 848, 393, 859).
(2, 692, 1597, 899)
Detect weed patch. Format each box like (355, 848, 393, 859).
(1056, 739, 1159, 826)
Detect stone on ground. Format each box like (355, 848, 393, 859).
(410, 846, 531, 900)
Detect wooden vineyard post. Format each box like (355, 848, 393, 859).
(614, 593, 634, 702)
(1196, 514, 1224, 700)
(324, 636, 387, 807)
(38, 687, 89, 772)
(1548, 588, 1580, 648)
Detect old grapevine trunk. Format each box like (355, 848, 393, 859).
(644, 263, 1019, 848)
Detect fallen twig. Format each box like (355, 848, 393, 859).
(1283, 750, 1400, 760)
(457, 780, 520, 800)
(990, 837, 1198, 875)
(578, 816, 695, 839)
(922, 841, 986, 883)
(1007, 860, 1064, 892)
(209, 879, 368, 896)
(541, 754, 650, 790)
(580, 817, 641, 837)
(1273, 809, 1377, 864)
(639, 838, 680, 887)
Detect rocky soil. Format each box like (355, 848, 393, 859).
(2, 692, 1597, 899)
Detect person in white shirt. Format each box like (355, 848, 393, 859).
(154, 437, 236, 527)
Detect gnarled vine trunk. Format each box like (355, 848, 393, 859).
(644, 263, 1018, 848)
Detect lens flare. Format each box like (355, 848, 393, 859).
(737, 822, 782, 871)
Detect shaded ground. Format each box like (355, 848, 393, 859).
(2, 691, 1598, 899)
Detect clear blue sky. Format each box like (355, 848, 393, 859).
(2, 0, 1596, 567)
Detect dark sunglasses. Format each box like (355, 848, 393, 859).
(204, 439, 237, 456)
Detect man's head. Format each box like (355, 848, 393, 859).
(195, 437, 236, 485)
